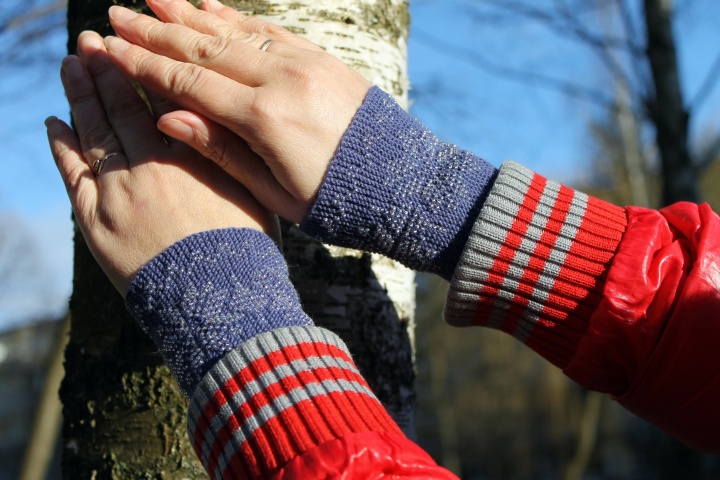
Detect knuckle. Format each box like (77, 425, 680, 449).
(106, 92, 148, 125)
(205, 135, 230, 169)
(246, 94, 273, 123)
(69, 89, 100, 109)
(81, 125, 117, 153)
(284, 61, 316, 87)
(143, 20, 166, 47)
(165, 63, 206, 97)
(192, 35, 231, 62)
(63, 161, 87, 193)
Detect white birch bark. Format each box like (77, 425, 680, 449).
(223, 0, 417, 434)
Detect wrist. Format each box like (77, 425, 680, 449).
(301, 87, 497, 280)
(125, 228, 312, 396)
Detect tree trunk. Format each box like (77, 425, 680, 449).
(643, 0, 699, 205)
(62, 1, 413, 478)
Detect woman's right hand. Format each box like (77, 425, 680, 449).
(104, 0, 372, 224)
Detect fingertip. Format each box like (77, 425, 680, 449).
(157, 116, 195, 143)
(60, 55, 86, 81)
(44, 115, 60, 131)
(201, 0, 223, 13)
(104, 35, 131, 53)
(108, 5, 139, 23)
(77, 30, 106, 56)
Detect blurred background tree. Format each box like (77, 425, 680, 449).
(411, 1, 720, 478)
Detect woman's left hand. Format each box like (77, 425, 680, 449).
(47, 30, 278, 296)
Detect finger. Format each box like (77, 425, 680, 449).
(104, 35, 254, 137)
(145, 89, 181, 119)
(157, 110, 304, 222)
(200, 0, 323, 52)
(45, 116, 98, 222)
(108, 6, 282, 85)
(147, 0, 246, 42)
(76, 31, 165, 163)
(60, 55, 127, 175)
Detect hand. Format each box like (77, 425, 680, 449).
(103, 0, 372, 224)
(47, 31, 278, 296)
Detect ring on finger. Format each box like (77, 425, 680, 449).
(259, 39, 273, 52)
(92, 152, 121, 175)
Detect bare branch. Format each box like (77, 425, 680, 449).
(473, 0, 645, 56)
(0, 0, 65, 33)
(413, 28, 617, 111)
(698, 133, 720, 170)
(615, 0, 654, 93)
(555, 0, 637, 99)
(690, 48, 720, 112)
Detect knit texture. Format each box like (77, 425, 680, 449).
(189, 326, 403, 480)
(125, 228, 313, 396)
(301, 86, 498, 280)
(445, 162, 628, 368)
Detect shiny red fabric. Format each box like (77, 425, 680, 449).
(565, 202, 720, 454)
(273, 432, 459, 479)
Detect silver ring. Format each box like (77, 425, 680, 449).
(92, 152, 120, 175)
(259, 39, 273, 52)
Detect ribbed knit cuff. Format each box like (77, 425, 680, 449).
(301, 86, 497, 280)
(445, 162, 628, 368)
(188, 326, 403, 480)
(125, 229, 313, 396)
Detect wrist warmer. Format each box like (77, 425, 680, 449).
(301, 86, 498, 280)
(125, 228, 313, 396)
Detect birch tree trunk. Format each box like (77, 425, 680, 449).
(61, 0, 413, 477)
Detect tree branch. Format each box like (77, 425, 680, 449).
(0, 0, 65, 33)
(698, 132, 720, 170)
(413, 28, 617, 111)
(473, 0, 645, 56)
(690, 48, 720, 112)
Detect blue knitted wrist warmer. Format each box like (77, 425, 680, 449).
(125, 228, 313, 396)
(301, 86, 498, 280)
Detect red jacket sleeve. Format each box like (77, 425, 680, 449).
(568, 202, 720, 453)
(446, 162, 720, 454)
(188, 327, 458, 479)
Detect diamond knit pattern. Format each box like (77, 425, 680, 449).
(301, 86, 498, 280)
(125, 228, 313, 396)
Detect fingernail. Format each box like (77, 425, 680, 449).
(108, 5, 138, 22)
(61, 56, 85, 80)
(104, 35, 130, 53)
(161, 119, 195, 143)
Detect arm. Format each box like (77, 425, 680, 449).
(445, 163, 720, 454)
(127, 229, 453, 479)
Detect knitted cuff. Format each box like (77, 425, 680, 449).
(125, 229, 313, 396)
(445, 162, 628, 368)
(188, 326, 403, 480)
(301, 86, 497, 280)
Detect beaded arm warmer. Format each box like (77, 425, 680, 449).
(301, 86, 498, 281)
(125, 228, 313, 395)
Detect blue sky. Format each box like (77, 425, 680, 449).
(0, 0, 719, 331)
